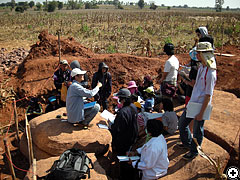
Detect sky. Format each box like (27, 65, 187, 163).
(0, 0, 239, 8)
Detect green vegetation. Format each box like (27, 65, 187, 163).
(138, 0, 144, 9)
(0, 4, 239, 55)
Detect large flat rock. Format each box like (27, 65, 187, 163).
(205, 90, 239, 159)
(20, 133, 52, 161)
(162, 133, 229, 180)
(24, 153, 108, 180)
(29, 108, 111, 156)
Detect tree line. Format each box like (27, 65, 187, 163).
(0, 0, 237, 13)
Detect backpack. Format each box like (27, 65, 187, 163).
(45, 148, 94, 180)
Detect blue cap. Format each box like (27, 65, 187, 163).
(189, 47, 198, 61)
(144, 99, 153, 110)
(48, 96, 56, 102)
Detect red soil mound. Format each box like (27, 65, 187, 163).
(27, 30, 93, 60)
(1, 30, 240, 125)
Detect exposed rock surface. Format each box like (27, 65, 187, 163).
(205, 90, 240, 161)
(23, 108, 111, 157)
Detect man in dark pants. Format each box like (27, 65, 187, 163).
(110, 88, 138, 180)
(91, 62, 112, 110)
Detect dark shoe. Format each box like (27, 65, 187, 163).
(182, 152, 198, 160)
(176, 142, 190, 150)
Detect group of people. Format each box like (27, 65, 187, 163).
(25, 26, 217, 180)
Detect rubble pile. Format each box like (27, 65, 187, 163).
(0, 47, 29, 72)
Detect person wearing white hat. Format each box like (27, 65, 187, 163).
(178, 42, 217, 160)
(66, 68, 102, 127)
(53, 60, 71, 91)
(53, 60, 71, 105)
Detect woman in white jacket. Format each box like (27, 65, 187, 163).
(128, 119, 169, 180)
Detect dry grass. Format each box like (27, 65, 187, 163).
(0, 8, 239, 55)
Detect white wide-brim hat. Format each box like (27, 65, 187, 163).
(196, 42, 214, 52)
(71, 68, 86, 77)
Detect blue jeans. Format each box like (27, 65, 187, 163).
(178, 110, 205, 155)
(82, 103, 100, 125)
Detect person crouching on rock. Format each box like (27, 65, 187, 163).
(66, 68, 102, 128)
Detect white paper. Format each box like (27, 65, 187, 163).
(144, 112, 163, 119)
(100, 110, 116, 123)
(117, 156, 140, 162)
(186, 102, 213, 120)
(137, 96, 144, 103)
(97, 124, 109, 129)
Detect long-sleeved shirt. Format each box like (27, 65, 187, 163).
(132, 134, 169, 180)
(53, 69, 71, 90)
(111, 103, 138, 155)
(66, 80, 99, 123)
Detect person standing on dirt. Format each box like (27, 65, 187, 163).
(66, 68, 102, 128)
(53, 60, 71, 106)
(110, 88, 138, 180)
(91, 62, 112, 110)
(53, 60, 71, 91)
(70, 60, 89, 88)
(181, 49, 200, 106)
(194, 27, 214, 48)
(178, 42, 217, 160)
(160, 43, 179, 98)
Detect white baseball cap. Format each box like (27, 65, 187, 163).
(60, 60, 69, 65)
(71, 68, 86, 77)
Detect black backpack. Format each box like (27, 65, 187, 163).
(45, 148, 94, 180)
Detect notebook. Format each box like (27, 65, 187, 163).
(100, 110, 116, 123)
(186, 102, 213, 120)
(117, 156, 140, 162)
(84, 101, 96, 109)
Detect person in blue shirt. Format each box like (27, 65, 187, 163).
(66, 68, 102, 128)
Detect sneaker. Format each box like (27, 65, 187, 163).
(176, 142, 190, 149)
(182, 152, 198, 160)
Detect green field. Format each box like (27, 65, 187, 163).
(0, 6, 240, 55)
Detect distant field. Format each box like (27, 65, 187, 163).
(0, 6, 239, 55)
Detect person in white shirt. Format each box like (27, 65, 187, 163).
(178, 42, 217, 160)
(160, 43, 179, 97)
(128, 119, 169, 180)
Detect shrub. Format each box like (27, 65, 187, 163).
(85, 2, 99, 9)
(36, 2, 42, 11)
(58, 2, 63, 10)
(150, 3, 157, 10)
(47, 2, 57, 12)
(15, 6, 24, 13)
(138, 0, 144, 9)
(29, 1, 34, 8)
